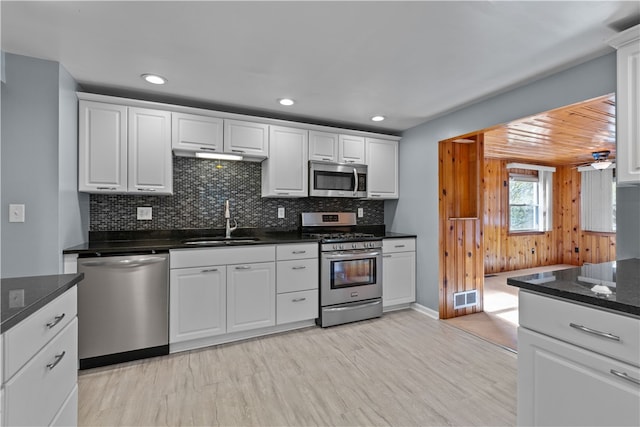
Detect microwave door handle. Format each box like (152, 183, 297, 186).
(353, 168, 358, 196)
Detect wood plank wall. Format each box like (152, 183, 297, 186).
(483, 159, 615, 273)
(439, 135, 484, 319)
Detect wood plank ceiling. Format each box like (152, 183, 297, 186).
(484, 94, 615, 166)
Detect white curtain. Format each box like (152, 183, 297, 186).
(581, 168, 615, 232)
(539, 170, 553, 232)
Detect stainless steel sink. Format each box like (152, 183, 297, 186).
(181, 237, 260, 246)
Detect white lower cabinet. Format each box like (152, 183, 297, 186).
(276, 243, 319, 324)
(382, 238, 416, 309)
(170, 266, 227, 343)
(518, 291, 640, 426)
(227, 262, 276, 333)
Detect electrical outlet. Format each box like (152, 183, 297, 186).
(357, 208, 364, 218)
(137, 207, 152, 220)
(9, 204, 25, 222)
(277, 207, 285, 219)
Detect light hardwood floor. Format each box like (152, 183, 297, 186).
(78, 309, 517, 426)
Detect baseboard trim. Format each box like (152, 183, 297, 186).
(411, 303, 439, 319)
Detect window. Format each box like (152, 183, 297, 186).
(581, 167, 616, 232)
(507, 163, 554, 233)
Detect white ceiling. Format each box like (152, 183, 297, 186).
(2, 1, 638, 133)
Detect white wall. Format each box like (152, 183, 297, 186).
(386, 52, 618, 311)
(1, 53, 87, 277)
(617, 186, 640, 259)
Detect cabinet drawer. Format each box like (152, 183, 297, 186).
(277, 259, 319, 293)
(277, 290, 318, 325)
(383, 238, 415, 253)
(276, 243, 318, 261)
(170, 246, 275, 269)
(50, 384, 78, 427)
(5, 318, 77, 427)
(520, 291, 640, 367)
(4, 287, 77, 380)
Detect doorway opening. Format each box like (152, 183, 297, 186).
(439, 93, 617, 350)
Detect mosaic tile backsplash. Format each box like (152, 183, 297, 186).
(90, 157, 385, 231)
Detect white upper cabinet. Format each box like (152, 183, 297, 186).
(366, 138, 399, 199)
(78, 101, 128, 193)
(223, 119, 269, 158)
(172, 112, 224, 154)
(128, 107, 172, 194)
(262, 126, 309, 197)
(339, 134, 366, 164)
(608, 25, 640, 184)
(309, 131, 339, 162)
(78, 99, 172, 195)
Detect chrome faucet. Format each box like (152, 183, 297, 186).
(224, 200, 238, 238)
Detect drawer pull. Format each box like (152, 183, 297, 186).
(235, 265, 251, 270)
(292, 297, 307, 303)
(383, 255, 392, 258)
(46, 313, 66, 329)
(610, 369, 640, 385)
(96, 187, 117, 190)
(201, 268, 218, 273)
(394, 244, 406, 248)
(569, 323, 620, 341)
(292, 266, 306, 270)
(138, 188, 157, 192)
(46, 351, 66, 370)
(292, 250, 307, 254)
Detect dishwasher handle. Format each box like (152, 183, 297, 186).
(80, 256, 167, 269)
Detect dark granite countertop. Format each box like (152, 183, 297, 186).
(507, 258, 640, 317)
(1, 273, 84, 333)
(382, 232, 417, 239)
(63, 227, 416, 255)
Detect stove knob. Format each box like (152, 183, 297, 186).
(339, 244, 344, 250)
(352, 243, 357, 249)
(333, 244, 338, 250)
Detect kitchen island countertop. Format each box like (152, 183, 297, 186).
(507, 258, 639, 317)
(1, 273, 84, 333)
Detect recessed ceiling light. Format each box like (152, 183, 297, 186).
(141, 74, 167, 85)
(371, 115, 385, 122)
(278, 98, 295, 106)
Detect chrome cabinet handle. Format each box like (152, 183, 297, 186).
(201, 268, 218, 273)
(46, 351, 66, 370)
(569, 323, 621, 341)
(235, 265, 251, 270)
(370, 194, 381, 197)
(276, 192, 290, 195)
(96, 187, 117, 190)
(610, 369, 640, 385)
(383, 255, 392, 258)
(199, 147, 219, 151)
(292, 266, 306, 270)
(321, 158, 331, 161)
(292, 250, 306, 254)
(394, 245, 406, 248)
(291, 298, 307, 302)
(46, 313, 66, 329)
(138, 188, 156, 192)
(231, 149, 245, 153)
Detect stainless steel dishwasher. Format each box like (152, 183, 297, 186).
(77, 251, 169, 369)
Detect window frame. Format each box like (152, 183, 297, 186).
(508, 173, 542, 233)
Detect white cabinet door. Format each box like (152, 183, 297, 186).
(339, 134, 366, 163)
(262, 126, 308, 197)
(518, 328, 640, 427)
(227, 262, 276, 333)
(223, 119, 269, 158)
(170, 266, 227, 343)
(614, 32, 640, 184)
(172, 112, 223, 154)
(366, 138, 399, 199)
(382, 251, 416, 307)
(309, 131, 338, 162)
(78, 101, 128, 193)
(128, 107, 172, 194)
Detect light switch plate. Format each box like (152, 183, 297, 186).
(137, 207, 152, 220)
(277, 207, 285, 219)
(357, 208, 364, 218)
(9, 204, 25, 222)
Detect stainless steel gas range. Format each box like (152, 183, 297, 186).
(302, 212, 383, 327)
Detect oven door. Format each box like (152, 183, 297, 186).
(320, 249, 382, 306)
(309, 161, 367, 198)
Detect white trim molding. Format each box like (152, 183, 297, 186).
(411, 303, 440, 319)
(506, 162, 556, 173)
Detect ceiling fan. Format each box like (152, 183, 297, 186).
(576, 150, 614, 170)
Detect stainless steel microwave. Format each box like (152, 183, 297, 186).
(309, 161, 367, 198)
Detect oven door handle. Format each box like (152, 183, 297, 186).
(323, 300, 382, 312)
(323, 250, 381, 259)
